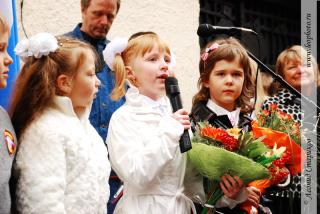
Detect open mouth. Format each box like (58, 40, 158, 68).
(157, 74, 169, 83)
(157, 74, 169, 80)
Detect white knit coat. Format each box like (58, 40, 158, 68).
(14, 96, 110, 214)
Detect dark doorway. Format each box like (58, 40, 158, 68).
(199, 0, 301, 66)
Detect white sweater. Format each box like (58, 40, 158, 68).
(14, 96, 110, 214)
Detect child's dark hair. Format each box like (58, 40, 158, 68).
(128, 31, 156, 40)
(192, 37, 254, 113)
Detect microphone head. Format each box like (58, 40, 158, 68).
(197, 24, 258, 37)
(197, 24, 211, 37)
(165, 77, 179, 96)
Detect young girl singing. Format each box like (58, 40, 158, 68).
(10, 33, 110, 213)
(191, 37, 261, 213)
(105, 33, 201, 213)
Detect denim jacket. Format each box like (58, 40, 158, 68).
(64, 24, 125, 142)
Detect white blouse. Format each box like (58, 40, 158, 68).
(206, 99, 241, 127)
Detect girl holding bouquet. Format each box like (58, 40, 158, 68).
(191, 37, 262, 213)
(105, 33, 201, 213)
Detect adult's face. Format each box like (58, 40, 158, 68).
(283, 60, 315, 91)
(81, 0, 118, 39)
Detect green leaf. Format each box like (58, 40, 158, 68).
(248, 146, 269, 159)
(188, 143, 270, 184)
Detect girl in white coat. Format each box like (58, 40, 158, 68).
(10, 33, 110, 214)
(105, 33, 200, 213)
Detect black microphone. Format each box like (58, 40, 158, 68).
(165, 77, 192, 153)
(197, 23, 258, 37)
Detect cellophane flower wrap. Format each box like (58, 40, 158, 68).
(240, 104, 306, 213)
(188, 122, 289, 213)
(252, 103, 306, 175)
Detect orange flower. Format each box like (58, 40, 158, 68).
(270, 103, 278, 111)
(200, 127, 239, 151)
(201, 127, 225, 139)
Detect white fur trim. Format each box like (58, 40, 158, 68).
(103, 37, 128, 70)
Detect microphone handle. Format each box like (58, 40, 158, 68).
(179, 130, 192, 153)
(168, 93, 192, 153)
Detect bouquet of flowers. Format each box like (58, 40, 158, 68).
(188, 122, 288, 214)
(240, 104, 306, 213)
(252, 103, 305, 175)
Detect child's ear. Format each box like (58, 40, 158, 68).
(126, 66, 134, 79)
(56, 74, 73, 95)
(203, 80, 210, 88)
(126, 66, 139, 86)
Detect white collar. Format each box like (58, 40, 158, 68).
(125, 87, 170, 116)
(53, 96, 90, 123)
(140, 94, 167, 108)
(141, 94, 169, 116)
(206, 99, 241, 127)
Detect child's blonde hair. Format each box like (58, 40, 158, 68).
(10, 37, 98, 138)
(111, 33, 171, 100)
(192, 37, 254, 113)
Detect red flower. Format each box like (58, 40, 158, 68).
(272, 150, 291, 168)
(200, 127, 239, 151)
(269, 166, 290, 185)
(277, 111, 292, 120)
(261, 110, 270, 116)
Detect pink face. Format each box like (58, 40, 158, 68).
(81, 0, 118, 39)
(204, 58, 244, 111)
(283, 59, 315, 91)
(69, 50, 100, 112)
(0, 32, 13, 88)
(130, 45, 171, 100)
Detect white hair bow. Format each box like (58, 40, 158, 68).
(14, 32, 58, 59)
(103, 37, 176, 73)
(103, 37, 128, 70)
